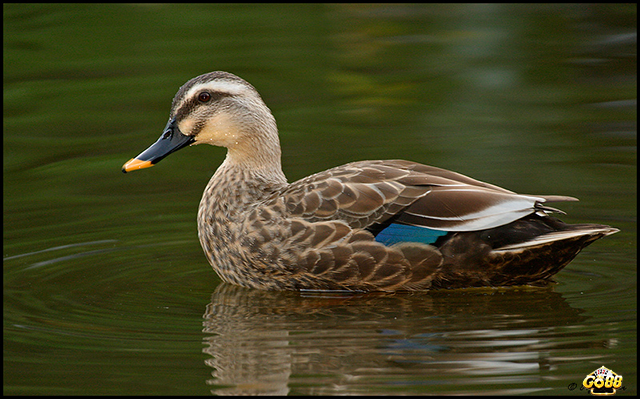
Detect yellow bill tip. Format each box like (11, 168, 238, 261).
(122, 158, 154, 173)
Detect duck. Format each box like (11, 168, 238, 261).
(122, 71, 619, 292)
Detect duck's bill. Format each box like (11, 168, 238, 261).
(122, 118, 195, 173)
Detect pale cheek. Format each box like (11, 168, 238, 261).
(196, 122, 240, 147)
(180, 112, 242, 147)
(178, 118, 197, 136)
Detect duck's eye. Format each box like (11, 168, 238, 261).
(198, 92, 212, 103)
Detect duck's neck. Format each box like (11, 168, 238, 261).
(201, 143, 287, 220)
(217, 150, 287, 200)
(226, 140, 286, 185)
(224, 108, 287, 188)
(198, 107, 288, 223)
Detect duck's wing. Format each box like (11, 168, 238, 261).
(282, 159, 576, 233)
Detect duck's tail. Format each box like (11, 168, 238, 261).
(429, 217, 618, 289)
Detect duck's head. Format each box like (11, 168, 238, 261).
(122, 71, 279, 173)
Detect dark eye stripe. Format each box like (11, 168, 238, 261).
(173, 90, 231, 120)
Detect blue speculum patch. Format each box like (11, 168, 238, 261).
(374, 223, 448, 246)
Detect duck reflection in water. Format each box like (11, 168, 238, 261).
(202, 284, 594, 395)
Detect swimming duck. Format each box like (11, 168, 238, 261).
(123, 71, 618, 292)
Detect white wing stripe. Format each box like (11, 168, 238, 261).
(404, 198, 539, 221)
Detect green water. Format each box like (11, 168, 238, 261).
(4, 4, 636, 395)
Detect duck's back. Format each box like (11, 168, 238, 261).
(209, 159, 616, 291)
